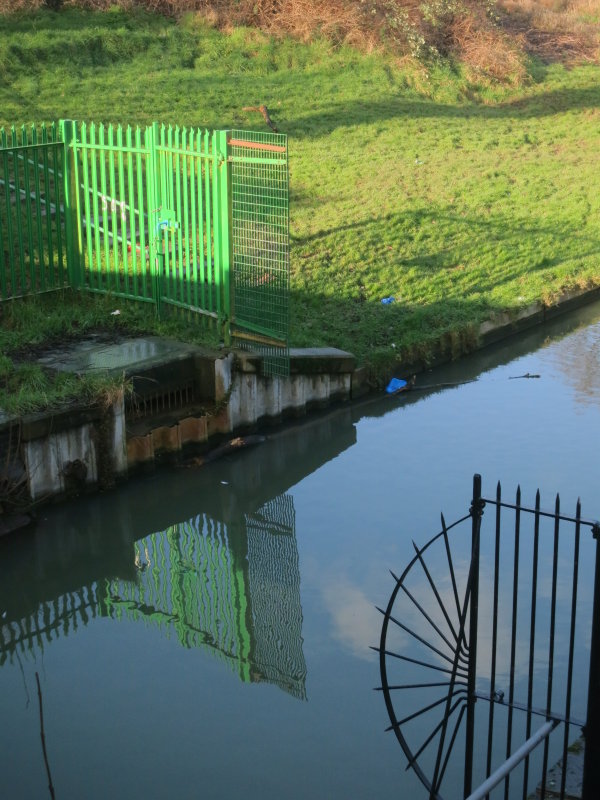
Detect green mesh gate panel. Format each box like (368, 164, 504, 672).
(0, 124, 68, 300)
(228, 131, 290, 377)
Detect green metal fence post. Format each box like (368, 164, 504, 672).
(215, 130, 232, 345)
(59, 119, 82, 289)
(148, 122, 162, 316)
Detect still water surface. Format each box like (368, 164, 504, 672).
(2, 302, 600, 799)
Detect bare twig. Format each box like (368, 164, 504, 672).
(242, 104, 278, 132)
(35, 672, 56, 800)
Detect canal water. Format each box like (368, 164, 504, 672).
(2, 302, 600, 799)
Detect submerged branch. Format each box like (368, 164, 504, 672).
(35, 672, 56, 800)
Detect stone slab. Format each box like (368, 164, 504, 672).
(289, 348, 355, 375)
(36, 335, 203, 377)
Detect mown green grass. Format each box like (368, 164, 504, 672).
(1, 8, 600, 390)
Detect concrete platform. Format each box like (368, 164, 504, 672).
(36, 334, 202, 376)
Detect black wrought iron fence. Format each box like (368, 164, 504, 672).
(377, 474, 600, 800)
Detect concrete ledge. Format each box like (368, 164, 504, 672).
(19, 404, 105, 442)
(479, 302, 545, 346)
(13, 395, 127, 503)
(479, 288, 600, 348)
(290, 348, 356, 375)
(235, 347, 356, 376)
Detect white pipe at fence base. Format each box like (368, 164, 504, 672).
(465, 718, 559, 800)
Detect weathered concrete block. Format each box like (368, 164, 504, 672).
(24, 425, 98, 501)
(151, 425, 181, 454)
(214, 353, 234, 402)
(289, 348, 356, 374)
(305, 374, 330, 408)
(256, 375, 282, 421)
(178, 415, 208, 445)
(329, 374, 351, 401)
(228, 372, 258, 430)
(280, 375, 306, 416)
(110, 396, 128, 477)
(127, 434, 154, 466)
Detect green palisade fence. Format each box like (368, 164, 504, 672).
(0, 120, 290, 376)
(71, 120, 156, 304)
(0, 123, 67, 300)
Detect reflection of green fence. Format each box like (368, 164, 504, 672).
(245, 495, 306, 699)
(102, 517, 252, 682)
(0, 586, 99, 667)
(101, 498, 306, 698)
(0, 120, 290, 376)
(0, 497, 306, 699)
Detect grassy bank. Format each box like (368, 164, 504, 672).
(1, 7, 600, 402)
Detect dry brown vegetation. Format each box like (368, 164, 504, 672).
(182, 0, 524, 84)
(3, 0, 599, 79)
(498, 0, 600, 63)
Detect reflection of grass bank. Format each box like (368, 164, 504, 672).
(1, 9, 600, 393)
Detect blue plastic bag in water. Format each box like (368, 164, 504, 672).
(386, 378, 407, 394)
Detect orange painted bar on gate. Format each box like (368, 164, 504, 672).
(227, 138, 286, 153)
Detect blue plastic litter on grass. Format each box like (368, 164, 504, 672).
(381, 296, 395, 305)
(386, 378, 407, 394)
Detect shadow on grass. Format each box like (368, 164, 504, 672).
(279, 85, 600, 138)
(286, 199, 600, 377)
(291, 204, 600, 302)
(139, 69, 600, 135)
(289, 289, 494, 369)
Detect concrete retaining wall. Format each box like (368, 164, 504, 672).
(3, 397, 128, 509)
(126, 348, 356, 469)
(3, 283, 599, 512)
(3, 348, 356, 506)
